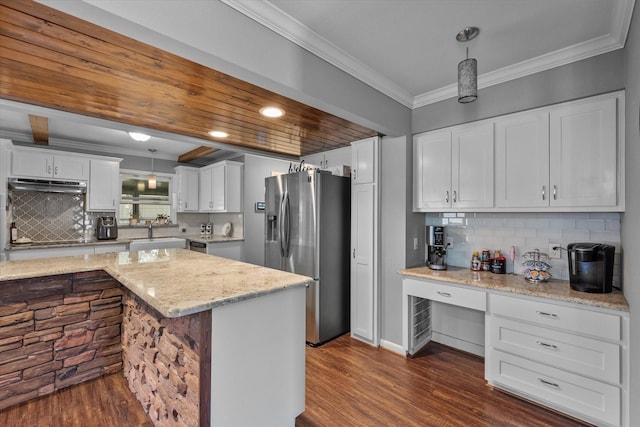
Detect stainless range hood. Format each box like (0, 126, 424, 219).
(8, 177, 87, 194)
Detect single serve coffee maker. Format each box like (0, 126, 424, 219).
(567, 243, 615, 293)
(426, 226, 450, 270)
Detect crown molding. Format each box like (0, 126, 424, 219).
(224, 0, 635, 109)
(220, 0, 414, 108)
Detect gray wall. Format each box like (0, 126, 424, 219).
(412, 50, 625, 133)
(242, 154, 291, 266)
(623, 4, 640, 425)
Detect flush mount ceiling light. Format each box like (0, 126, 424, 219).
(456, 27, 479, 104)
(259, 106, 285, 118)
(148, 148, 157, 190)
(209, 130, 229, 138)
(128, 131, 151, 142)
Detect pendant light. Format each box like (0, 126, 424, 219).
(456, 27, 479, 104)
(148, 148, 157, 190)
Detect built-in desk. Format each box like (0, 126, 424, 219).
(399, 267, 630, 427)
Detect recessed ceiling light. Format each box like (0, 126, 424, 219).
(128, 131, 151, 142)
(260, 106, 285, 118)
(209, 130, 229, 138)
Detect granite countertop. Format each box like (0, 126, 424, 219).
(399, 266, 629, 312)
(183, 234, 244, 244)
(0, 249, 311, 318)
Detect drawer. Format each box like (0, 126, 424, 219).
(403, 279, 486, 311)
(489, 316, 620, 384)
(489, 350, 620, 427)
(489, 293, 621, 341)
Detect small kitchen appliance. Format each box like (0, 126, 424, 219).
(96, 216, 118, 240)
(567, 243, 615, 293)
(426, 226, 449, 270)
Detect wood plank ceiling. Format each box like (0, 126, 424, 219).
(0, 0, 377, 161)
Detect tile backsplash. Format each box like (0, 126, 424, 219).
(426, 212, 622, 289)
(11, 191, 89, 242)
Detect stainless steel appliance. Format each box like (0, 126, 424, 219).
(8, 177, 87, 193)
(426, 225, 449, 270)
(265, 170, 350, 346)
(189, 240, 207, 253)
(568, 243, 615, 293)
(96, 216, 118, 240)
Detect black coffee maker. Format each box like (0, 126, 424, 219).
(567, 243, 615, 293)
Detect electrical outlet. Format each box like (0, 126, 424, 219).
(548, 243, 561, 259)
(413, 237, 419, 251)
(446, 237, 453, 247)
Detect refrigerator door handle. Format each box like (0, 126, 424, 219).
(283, 191, 291, 258)
(278, 192, 286, 257)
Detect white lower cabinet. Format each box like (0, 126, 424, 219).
(207, 241, 243, 261)
(487, 293, 628, 427)
(401, 277, 629, 426)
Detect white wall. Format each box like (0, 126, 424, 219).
(622, 4, 640, 425)
(242, 154, 291, 266)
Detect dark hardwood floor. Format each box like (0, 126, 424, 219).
(0, 335, 590, 427)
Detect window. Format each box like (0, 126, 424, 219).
(119, 173, 172, 226)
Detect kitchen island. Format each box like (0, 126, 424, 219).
(0, 249, 311, 426)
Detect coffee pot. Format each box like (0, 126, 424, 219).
(426, 226, 450, 270)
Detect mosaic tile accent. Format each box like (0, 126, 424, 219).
(12, 191, 86, 242)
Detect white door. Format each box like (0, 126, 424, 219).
(11, 150, 51, 178)
(199, 167, 213, 212)
(182, 168, 200, 212)
(413, 130, 452, 210)
(211, 164, 226, 211)
(351, 137, 376, 184)
(88, 160, 119, 211)
(351, 182, 374, 341)
(53, 154, 90, 180)
(495, 111, 550, 208)
(549, 97, 617, 207)
(452, 122, 494, 209)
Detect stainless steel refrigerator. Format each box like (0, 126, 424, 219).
(265, 169, 350, 345)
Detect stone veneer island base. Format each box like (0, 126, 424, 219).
(0, 249, 310, 427)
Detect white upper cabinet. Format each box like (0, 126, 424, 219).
(495, 110, 550, 208)
(351, 137, 377, 184)
(12, 149, 89, 180)
(549, 96, 619, 208)
(415, 90, 624, 213)
(199, 160, 243, 213)
(174, 166, 199, 212)
(87, 159, 120, 211)
(414, 121, 494, 211)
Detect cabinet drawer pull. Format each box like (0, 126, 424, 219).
(535, 310, 558, 318)
(537, 378, 560, 388)
(437, 291, 451, 297)
(445, 191, 449, 203)
(453, 190, 457, 203)
(553, 185, 557, 200)
(536, 341, 558, 350)
(541, 185, 545, 201)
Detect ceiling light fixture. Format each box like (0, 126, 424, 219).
(260, 106, 285, 118)
(128, 131, 151, 142)
(148, 148, 157, 190)
(209, 130, 229, 138)
(456, 27, 479, 104)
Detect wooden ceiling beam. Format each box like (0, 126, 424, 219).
(178, 146, 218, 163)
(28, 114, 48, 145)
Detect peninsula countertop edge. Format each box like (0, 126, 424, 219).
(0, 248, 312, 318)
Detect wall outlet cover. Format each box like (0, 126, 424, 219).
(548, 243, 561, 259)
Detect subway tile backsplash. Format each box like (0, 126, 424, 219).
(426, 212, 622, 289)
